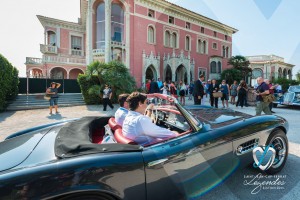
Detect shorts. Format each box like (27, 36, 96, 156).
(50, 98, 58, 106)
(221, 93, 229, 101)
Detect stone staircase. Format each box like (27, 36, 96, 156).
(6, 93, 86, 111)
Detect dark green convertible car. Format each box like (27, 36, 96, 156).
(0, 94, 289, 200)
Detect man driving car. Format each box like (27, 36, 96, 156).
(122, 92, 179, 146)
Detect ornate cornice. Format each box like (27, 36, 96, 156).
(136, 0, 238, 35)
(37, 15, 85, 32)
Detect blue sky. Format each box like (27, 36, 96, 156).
(0, 0, 299, 78)
(168, 0, 300, 77)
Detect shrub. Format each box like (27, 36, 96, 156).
(77, 74, 100, 104)
(0, 54, 19, 111)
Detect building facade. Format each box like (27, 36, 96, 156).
(247, 55, 294, 85)
(26, 0, 237, 86)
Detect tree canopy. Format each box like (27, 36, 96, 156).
(227, 55, 252, 80)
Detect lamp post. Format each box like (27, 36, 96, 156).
(26, 71, 29, 95)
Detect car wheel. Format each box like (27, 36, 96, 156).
(56, 192, 117, 200)
(273, 103, 278, 108)
(265, 129, 288, 175)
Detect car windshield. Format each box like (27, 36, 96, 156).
(289, 86, 300, 92)
(146, 93, 200, 128)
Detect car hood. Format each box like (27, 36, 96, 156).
(186, 106, 253, 129)
(0, 128, 51, 172)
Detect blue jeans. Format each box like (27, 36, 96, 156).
(50, 98, 58, 106)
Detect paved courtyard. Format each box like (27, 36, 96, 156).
(0, 96, 299, 199)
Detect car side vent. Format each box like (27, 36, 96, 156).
(236, 138, 259, 155)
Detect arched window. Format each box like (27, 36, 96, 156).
(171, 33, 177, 48)
(148, 26, 155, 43)
(288, 69, 292, 79)
(278, 68, 282, 78)
(218, 61, 222, 73)
(185, 36, 190, 51)
(165, 31, 170, 47)
(197, 39, 201, 53)
(226, 47, 229, 58)
(111, 4, 124, 43)
(96, 3, 105, 49)
(283, 69, 287, 78)
(222, 46, 226, 57)
(202, 41, 206, 54)
(210, 61, 217, 73)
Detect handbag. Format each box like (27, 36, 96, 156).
(262, 94, 276, 103)
(213, 92, 223, 98)
(44, 94, 51, 100)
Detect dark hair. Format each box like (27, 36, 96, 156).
(50, 82, 56, 87)
(126, 92, 147, 111)
(199, 74, 205, 79)
(118, 93, 129, 107)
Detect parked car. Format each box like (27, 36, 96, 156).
(0, 93, 289, 200)
(273, 85, 300, 107)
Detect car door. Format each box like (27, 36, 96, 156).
(142, 128, 234, 200)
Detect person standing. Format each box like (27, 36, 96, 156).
(193, 75, 205, 105)
(149, 79, 160, 94)
(169, 81, 177, 99)
(254, 77, 272, 116)
(46, 82, 61, 115)
(230, 80, 238, 105)
(265, 79, 276, 113)
(145, 79, 151, 93)
(157, 78, 163, 93)
(160, 81, 169, 95)
(236, 80, 248, 108)
(244, 82, 249, 107)
(220, 80, 230, 108)
(102, 84, 114, 111)
(188, 82, 194, 100)
(179, 80, 187, 106)
(209, 79, 219, 108)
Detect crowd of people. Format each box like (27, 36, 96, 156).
(142, 76, 251, 109)
(45, 75, 280, 118)
(141, 75, 281, 114)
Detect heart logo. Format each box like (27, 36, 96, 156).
(252, 145, 276, 171)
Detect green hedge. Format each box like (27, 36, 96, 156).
(0, 54, 19, 111)
(77, 74, 101, 105)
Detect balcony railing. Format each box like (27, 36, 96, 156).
(93, 49, 105, 57)
(111, 41, 126, 48)
(26, 57, 42, 64)
(40, 44, 58, 54)
(43, 55, 86, 65)
(71, 49, 83, 56)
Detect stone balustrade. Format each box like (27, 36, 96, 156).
(40, 44, 58, 54)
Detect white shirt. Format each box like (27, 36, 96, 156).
(114, 107, 129, 126)
(122, 111, 177, 146)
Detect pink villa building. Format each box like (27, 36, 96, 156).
(26, 0, 237, 86)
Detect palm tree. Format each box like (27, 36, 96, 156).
(85, 60, 136, 102)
